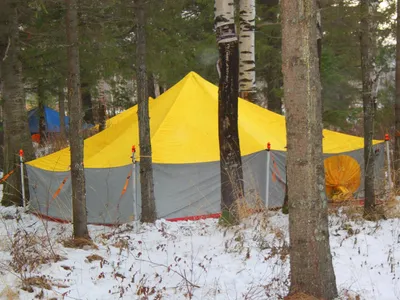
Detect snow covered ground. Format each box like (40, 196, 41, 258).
(0, 204, 400, 300)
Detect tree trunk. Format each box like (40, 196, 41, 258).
(98, 101, 106, 132)
(136, 0, 156, 223)
(317, 0, 322, 72)
(37, 80, 46, 146)
(395, 0, 400, 188)
(98, 80, 107, 132)
(147, 73, 156, 99)
(0, 0, 35, 207)
(281, 1, 338, 298)
(360, 0, 382, 219)
(282, 165, 289, 214)
(238, 0, 256, 102)
(215, 0, 244, 225)
(58, 86, 67, 140)
(81, 82, 94, 125)
(261, 0, 282, 113)
(65, 0, 89, 239)
(266, 79, 283, 114)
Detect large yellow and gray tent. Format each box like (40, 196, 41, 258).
(25, 72, 385, 224)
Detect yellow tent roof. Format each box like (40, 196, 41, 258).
(27, 71, 383, 171)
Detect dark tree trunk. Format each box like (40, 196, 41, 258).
(0, 0, 35, 207)
(282, 165, 288, 214)
(395, 0, 400, 188)
(281, 0, 338, 298)
(58, 86, 67, 139)
(215, 0, 244, 225)
(136, 0, 156, 223)
(159, 85, 165, 95)
(37, 80, 46, 146)
(81, 82, 94, 125)
(98, 101, 106, 132)
(65, 0, 90, 239)
(97, 81, 107, 132)
(147, 73, 156, 99)
(262, 0, 283, 113)
(266, 79, 283, 114)
(360, 0, 382, 219)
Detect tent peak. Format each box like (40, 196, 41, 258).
(186, 71, 201, 78)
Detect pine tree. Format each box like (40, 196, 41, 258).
(135, 0, 156, 223)
(65, 0, 90, 239)
(360, 0, 384, 220)
(395, 0, 400, 187)
(0, 0, 35, 207)
(281, 0, 338, 298)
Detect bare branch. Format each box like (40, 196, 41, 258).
(2, 37, 11, 62)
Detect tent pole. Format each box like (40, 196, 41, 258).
(265, 143, 271, 207)
(19, 149, 26, 210)
(385, 134, 393, 191)
(132, 145, 138, 226)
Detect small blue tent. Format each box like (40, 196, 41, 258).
(28, 106, 70, 134)
(28, 106, 94, 134)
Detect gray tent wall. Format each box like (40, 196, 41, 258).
(26, 142, 385, 224)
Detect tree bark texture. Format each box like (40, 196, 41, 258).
(395, 0, 400, 187)
(38, 80, 46, 146)
(98, 80, 107, 132)
(360, 0, 378, 216)
(238, 0, 256, 102)
(281, 1, 338, 298)
(260, 0, 282, 112)
(65, 0, 89, 239)
(316, 0, 322, 72)
(0, 0, 35, 207)
(58, 86, 67, 140)
(215, 0, 244, 224)
(136, 0, 156, 223)
(147, 73, 156, 99)
(81, 82, 94, 125)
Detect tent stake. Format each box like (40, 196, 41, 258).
(265, 143, 271, 207)
(19, 149, 26, 210)
(385, 134, 393, 191)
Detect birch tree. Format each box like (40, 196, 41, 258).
(281, 0, 338, 298)
(65, 0, 90, 239)
(238, 0, 256, 102)
(215, 0, 244, 225)
(0, 0, 35, 207)
(135, 0, 156, 223)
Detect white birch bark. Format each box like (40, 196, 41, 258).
(238, 0, 256, 98)
(214, 0, 236, 44)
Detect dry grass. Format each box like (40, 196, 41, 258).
(22, 276, 52, 290)
(62, 237, 98, 250)
(86, 254, 104, 263)
(10, 230, 62, 275)
(0, 286, 19, 300)
(235, 194, 265, 221)
(284, 293, 320, 300)
(328, 199, 365, 220)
